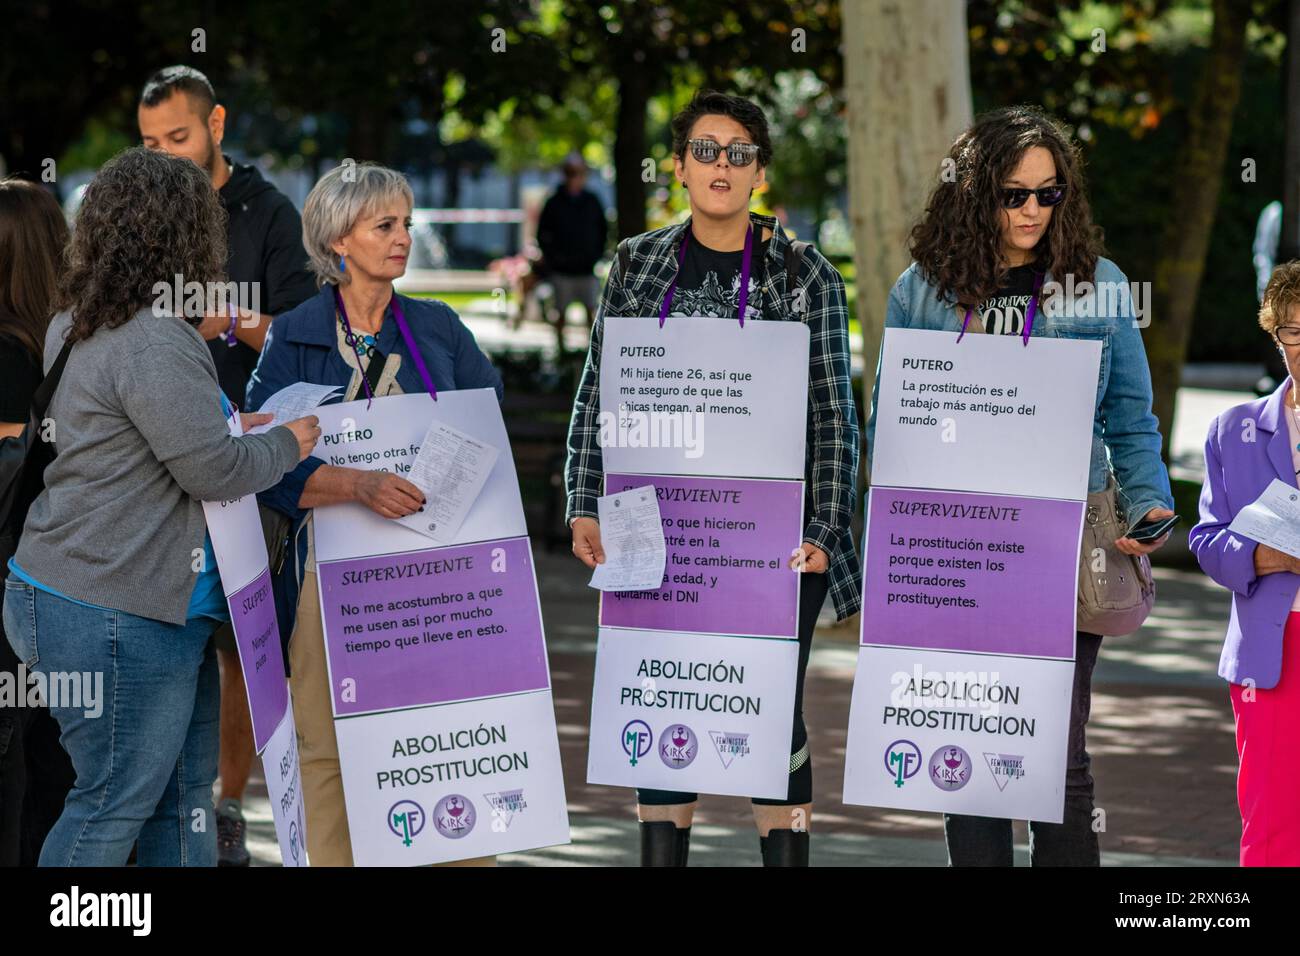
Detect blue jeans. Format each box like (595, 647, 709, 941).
(2, 578, 220, 866)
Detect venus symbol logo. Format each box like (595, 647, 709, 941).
(884, 739, 922, 788)
(434, 794, 477, 839)
(658, 724, 698, 769)
(623, 720, 653, 766)
(387, 800, 426, 847)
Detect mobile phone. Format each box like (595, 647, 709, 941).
(1125, 514, 1180, 543)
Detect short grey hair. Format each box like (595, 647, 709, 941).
(302, 162, 414, 286)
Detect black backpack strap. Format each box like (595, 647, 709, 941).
(785, 239, 811, 310)
(31, 341, 73, 421)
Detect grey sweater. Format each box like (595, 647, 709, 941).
(14, 309, 300, 625)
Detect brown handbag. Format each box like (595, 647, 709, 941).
(1076, 477, 1155, 636)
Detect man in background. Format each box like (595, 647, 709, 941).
(537, 153, 608, 339)
(138, 65, 317, 866)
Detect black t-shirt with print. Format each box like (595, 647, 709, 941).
(976, 263, 1041, 336)
(667, 235, 771, 322)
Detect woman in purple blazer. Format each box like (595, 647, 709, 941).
(1191, 260, 1300, 866)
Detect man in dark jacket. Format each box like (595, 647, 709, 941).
(138, 65, 317, 866)
(537, 154, 608, 335)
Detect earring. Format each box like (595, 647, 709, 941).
(339, 254, 346, 273)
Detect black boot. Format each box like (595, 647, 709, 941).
(640, 821, 691, 866)
(760, 829, 809, 867)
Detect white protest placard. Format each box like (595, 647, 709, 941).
(310, 391, 524, 562)
(587, 627, 800, 798)
(202, 415, 308, 866)
(600, 316, 809, 478)
(587, 318, 810, 799)
(310, 393, 570, 865)
(846, 328, 1101, 823)
(870, 327, 1099, 500)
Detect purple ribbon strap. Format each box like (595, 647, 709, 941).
(333, 287, 439, 406)
(958, 271, 1045, 346)
(658, 221, 754, 327)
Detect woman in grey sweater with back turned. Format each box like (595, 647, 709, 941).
(1, 148, 320, 867)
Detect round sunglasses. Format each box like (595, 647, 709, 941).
(687, 137, 761, 167)
(1001, 183, 1068, 209)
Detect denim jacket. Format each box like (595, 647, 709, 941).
(865, 258, 1173, 523)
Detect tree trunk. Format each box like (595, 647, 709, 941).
(1147, 0, 1250, 460)
(842, 0, 973, 481)
(1280, 0, 1300, 263)
(613, 61, 651, 240)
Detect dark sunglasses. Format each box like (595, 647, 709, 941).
(1000, 184, 1068, 209)
(687, 138, 761, 167)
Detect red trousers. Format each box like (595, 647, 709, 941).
(1230, 611, 1300, 866)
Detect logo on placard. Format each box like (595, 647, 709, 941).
(622, 719, 653, 766)
(433, 794, 476, 839)
(709, 731, 751, 769)
(929, 745, 972, 792)
(884, 739, 923, 788)
(289, 820, 301, 863)
(983, 753, 1026, 791)
(387, 800, 426, 847)
(484, 789, 528, 828)
(659, 724, 698, 769)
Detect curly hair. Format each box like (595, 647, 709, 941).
(909, 106, 1103, 311)
(59, 147, 226, 343)
(1259, 260, 1300, 335)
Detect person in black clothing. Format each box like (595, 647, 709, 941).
(537, 154, 608, 339)
(0, 177, 74, 867)
(138, 65, 317, 866)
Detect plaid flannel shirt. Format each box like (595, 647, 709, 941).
(564, 212, 862, 621)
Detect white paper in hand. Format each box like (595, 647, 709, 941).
(589, 485, 667, 592)
(1228, 478, 1300, 559)
(395, 421, 500, 543)
(248, 382, 343, 433)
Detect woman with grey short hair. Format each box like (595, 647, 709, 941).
(248, 161, 503, 866)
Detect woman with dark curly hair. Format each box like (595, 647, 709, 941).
(1, 147, 320, 867)
(865, 106, 1175, 866)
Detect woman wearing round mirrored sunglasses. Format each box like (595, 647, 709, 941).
(864, 106, 1174, 867)
(565, 90, 861, 867)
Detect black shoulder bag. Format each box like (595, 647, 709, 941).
(0, 341, 73, 566)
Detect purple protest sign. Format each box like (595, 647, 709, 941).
(600, 473, 802, 639)
(861, 487, 1082, 659)
(227, 568, 289, 752)
(317, 536, 550, 716)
